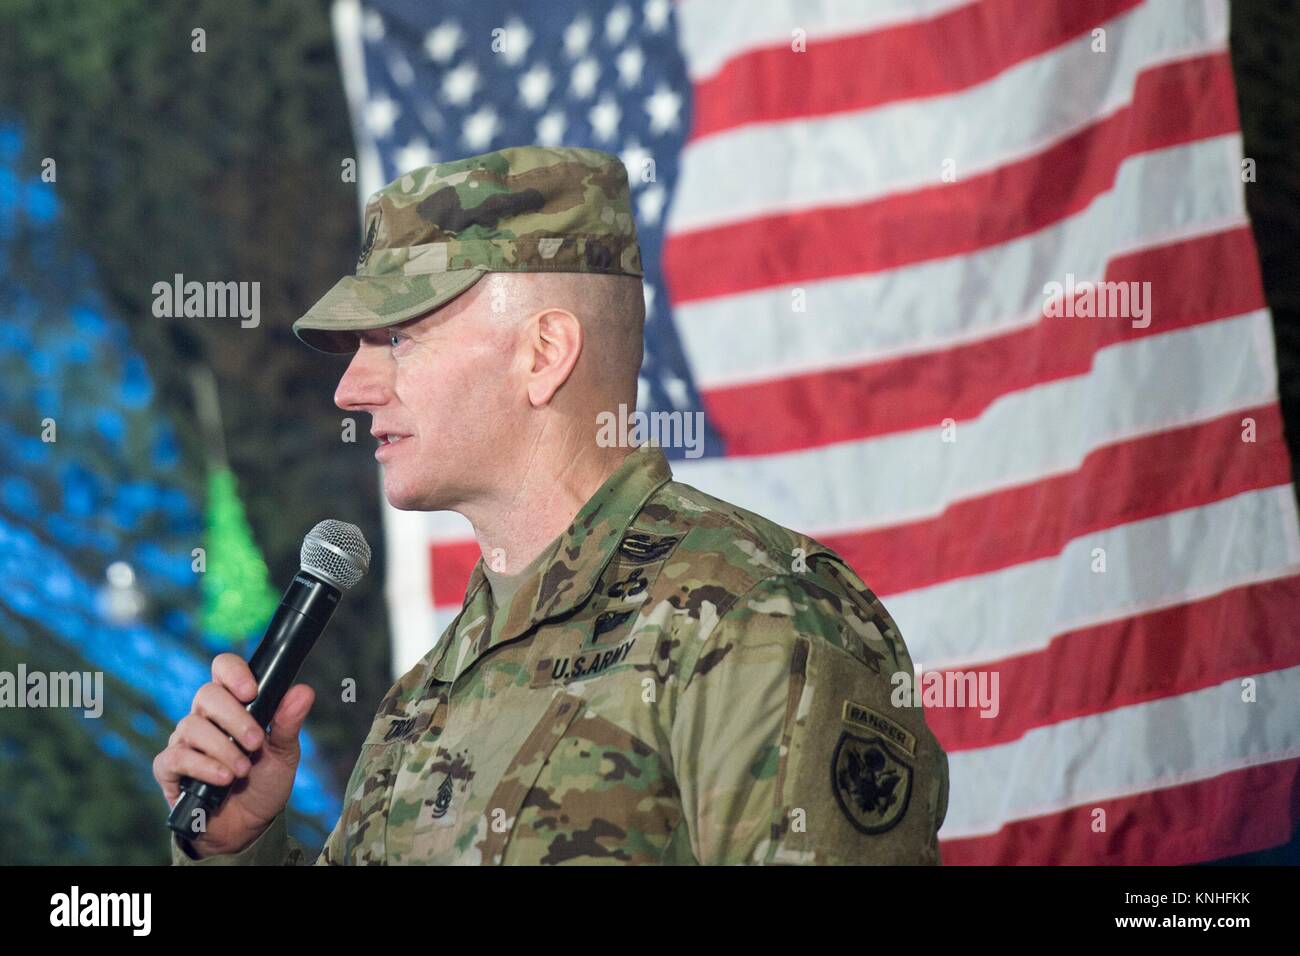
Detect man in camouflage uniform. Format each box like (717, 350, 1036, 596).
(154, 146, 949, 865)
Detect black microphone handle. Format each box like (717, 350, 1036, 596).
(167, 571, 342, 842)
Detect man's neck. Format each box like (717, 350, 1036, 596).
(464, 437, 632, 575)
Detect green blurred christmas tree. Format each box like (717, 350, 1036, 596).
(201, 468, 278, 646)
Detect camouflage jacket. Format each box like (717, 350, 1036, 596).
(172, 444, 949, 865)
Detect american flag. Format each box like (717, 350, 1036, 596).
(332, 0, 1300, 864)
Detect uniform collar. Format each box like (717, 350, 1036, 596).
(435, 444, 674, 682)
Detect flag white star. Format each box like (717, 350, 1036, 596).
(637, 183, 666, 225)
(364, 94, 400, 138)
(394, 138, 436, 173)
(606, 4, 633, 45)
(589, 96, 621, 142)
(570, 58, 600, 99)
(389, 50, 415, 87)
(563, 16, 593, 58)
(498, 17, 533, 67)
(645, 83, 682, 135)
(664, 374, 690, 410)
(442, 61, 480, 106)
(620, 141, 653, 187)
(518, 64, 553, 110)
(362, 10, 385, 41)
(616, 45, 645, 86)
(536, 111, 567, 146)
(462, 106, 500, 151)
(643, 282, 656, 317)
(424, 21, 463, 63)
(643, 0, 670, 33)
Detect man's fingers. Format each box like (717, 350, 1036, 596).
(160, 746, 237, 788)
(192, 682, 265, 751)
(212, 653, 258, 702)
(266, 684, 315, 752)
(152, 752, 181, 802)
(173, 715, 253, 777)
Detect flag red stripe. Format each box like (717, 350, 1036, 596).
(689, 0, 1143, 141)
(923, 575, 1300, 752)
(826, 404, 1291, 596)
(939, 755, 1300, 864)
(703, 227, 1265, 456)
(665, 53, 1239, 303)
(430, 539, 479, 608)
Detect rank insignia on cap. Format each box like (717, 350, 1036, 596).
(357, 213, 379, 268)
(831, 731, 913, 834)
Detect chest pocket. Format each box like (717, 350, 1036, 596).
(473, 690, 590, 865)
(472, 687, 683, 865)
(529, 530, 680, 690)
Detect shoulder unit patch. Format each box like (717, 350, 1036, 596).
(831, 731, 913, 835)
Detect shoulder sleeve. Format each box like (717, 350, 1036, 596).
(169, 811, 331, 866)
(668, 569, 949, 865)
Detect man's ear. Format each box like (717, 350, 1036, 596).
(524, 307, 583, 407)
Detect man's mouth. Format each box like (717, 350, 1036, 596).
(372, 431, 412, 449)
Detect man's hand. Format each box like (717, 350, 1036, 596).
(153, 653, 315, 858)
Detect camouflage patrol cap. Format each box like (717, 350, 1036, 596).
(292, 145, 644, 353)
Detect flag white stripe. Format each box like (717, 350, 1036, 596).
(674, 137, 1247, 387)
(942, 663, 1300, 838)
(332, 0, 387, 215)
(381, 486, 441, 678)
(669, 0, 1225, 234)
(676, 0, 976, 82)
(892, 485, 1300, 669)
(672, 311, 1277, 534)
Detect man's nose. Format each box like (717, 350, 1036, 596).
(334, 344, 390, 412)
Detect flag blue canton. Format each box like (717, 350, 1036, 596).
(358, 0, 724, 459)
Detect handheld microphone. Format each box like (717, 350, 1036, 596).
(167, 519, 370, 842)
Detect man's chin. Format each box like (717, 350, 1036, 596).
(381, 478, 443, 512)
(384, 491, 432, 512)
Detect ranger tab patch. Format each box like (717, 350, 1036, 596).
(841, 700, 916, 756)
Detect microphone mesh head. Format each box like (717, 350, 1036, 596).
(301, 520, 370, 590)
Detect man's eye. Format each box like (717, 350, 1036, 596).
(388, 332, 402, 348)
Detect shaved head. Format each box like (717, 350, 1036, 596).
(479, 271, 645, 409)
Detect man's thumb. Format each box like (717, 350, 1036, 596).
(265, 683, 315, 752)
